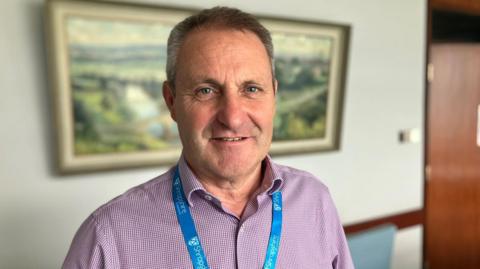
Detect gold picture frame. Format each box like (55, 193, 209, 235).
(260, 16, 349, 156)
(45, 0, 349, 174)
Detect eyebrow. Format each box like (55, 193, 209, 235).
(202, 78, 223, 87)
(242, 80, 261, 86)
(198, 78, 264, 88)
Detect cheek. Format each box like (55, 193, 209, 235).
(178, 104, 214, 135)
(191, 114, 211, 133)
(254, 101, 276, 127)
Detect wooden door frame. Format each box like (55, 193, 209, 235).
(423, 1, 432, 268)
(424, 2, 480, 267)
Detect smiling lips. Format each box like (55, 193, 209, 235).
(212, 137, 248, 142)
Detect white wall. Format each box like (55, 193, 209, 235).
(0, 0, 426, 268)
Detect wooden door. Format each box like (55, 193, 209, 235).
(426, 44, 480, 268)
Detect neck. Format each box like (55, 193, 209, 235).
(193, 165, 263, 218)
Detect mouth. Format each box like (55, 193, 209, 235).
(211, 137, 248, 142)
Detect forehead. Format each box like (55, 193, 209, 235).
(175, 28, 272, 82)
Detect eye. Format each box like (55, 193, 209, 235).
(194, 86, 218, 100)
(199, 87, 213, 95)
(246, 86, 259, 93)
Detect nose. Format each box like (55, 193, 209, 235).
(216, 92, 247, 131)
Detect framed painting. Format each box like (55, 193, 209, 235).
(46, 0, 191, 173)
(46, 0, 349, 173)
(262, 17, 349, 156)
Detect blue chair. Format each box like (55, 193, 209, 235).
(346, 224, 397, 269)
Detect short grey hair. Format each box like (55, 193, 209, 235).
(166, 6, 275, 91)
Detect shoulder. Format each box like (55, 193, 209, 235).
(63, 168, 177, 267)
(270, 160, 337, 213)
(271, 161, 330, 195)
(91, 167, 175, 223)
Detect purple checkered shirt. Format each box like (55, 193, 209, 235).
(63, 155, 353, 268)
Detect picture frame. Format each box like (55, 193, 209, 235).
(260, 16, 349, 156)
(45, 0, 349, 174)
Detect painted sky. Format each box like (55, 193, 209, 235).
(66, 16, 172, 46)
(272, 32, 332, 59)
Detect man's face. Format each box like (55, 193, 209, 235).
(163, 28, 276, 181)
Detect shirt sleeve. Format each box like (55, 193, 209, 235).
(62, 214, 119, 269)
(325, 192, 355, 269)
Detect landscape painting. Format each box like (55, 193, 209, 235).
(47, 1, 190, 173)
(47, 1, 348, 173)
(272, 32, 332, 141)
(264, 18, 349, 156)
(67, 16, 179, 156)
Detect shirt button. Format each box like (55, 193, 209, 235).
(204, 195, 212, 201)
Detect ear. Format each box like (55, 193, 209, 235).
(273, 79, 278, 96)
(162, 81, 176, 122)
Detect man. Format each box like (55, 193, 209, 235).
(63, 7, 353, 269)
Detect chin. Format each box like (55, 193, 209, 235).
(211, 166, 252, 181)
(212, 152, 264, 178)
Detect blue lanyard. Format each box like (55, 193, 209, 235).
(172, 166, 282, 269)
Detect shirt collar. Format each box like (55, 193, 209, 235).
(177, 155, 206, 207)
(177, 154, 285, 206)
(263, 155, 284, 195)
